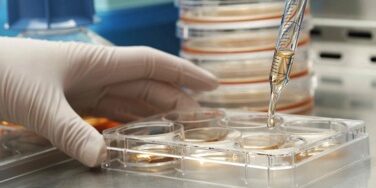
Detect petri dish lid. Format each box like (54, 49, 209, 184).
(175, 0, 284, 7)
(177, 2, 285, 23)
(177, 17, 312, 38)
(177, 19, 280, 39)
(180, 41, 310, 61)
(276, 99, 314, 115)
(189, 53, 311, 84)
(180, 30, 310, 54)
(195, 73, 315, 111)
(200, 95, 314, 114)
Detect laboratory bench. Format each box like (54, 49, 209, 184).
(0, 0, 375, 186)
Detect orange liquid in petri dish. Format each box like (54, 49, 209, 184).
(180, 3, 310, 23)
(182, 32, 310, 54)
(0, 117, 119, 133)
(197, 60, 309, 85)
(180, 3, 285, 23)
(197, 80, 313, 114)
(83, 116, 120, 133)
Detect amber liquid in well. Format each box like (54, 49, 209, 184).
(128, 147, 175, 164)
(267, 50, 295, 128)
(241, 135, 284, 150)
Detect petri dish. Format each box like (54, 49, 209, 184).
(195, 73, 315, 113)
(282, 100, 314, 115)
(117, 121, 184, 173)
(177, 1, 285, 23)
(176, 16, 313, 40)
(176, 0, 311, 23)
(162, 108, 225, 130)
(181, 30, 310, 54)
(184, 48, 310, 84)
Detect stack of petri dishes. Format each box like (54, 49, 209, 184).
(175, 0, 314, 114)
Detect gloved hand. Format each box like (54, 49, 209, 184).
(0, 37, 218, 167)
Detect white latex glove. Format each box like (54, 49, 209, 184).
(0, 37, 218, 167)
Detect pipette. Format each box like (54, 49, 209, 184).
(267, 0, 308, 128)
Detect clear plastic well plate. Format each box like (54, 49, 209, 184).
(0, 121, 69, 182)
(102, 109, 369, 187)
(0, 117, 117, 182)
(0, 122, 51, 164)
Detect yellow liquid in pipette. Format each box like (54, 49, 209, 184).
(267, 50, 295, 128)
